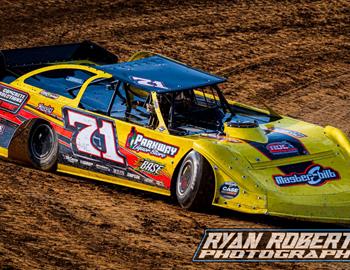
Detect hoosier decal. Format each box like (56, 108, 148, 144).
(273, 164, 339, 187)
(126, 127, 179, 158)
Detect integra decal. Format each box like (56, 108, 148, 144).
(266, 141, 298, 155)
(126, 127, 179, 158)
(0, 84, 29, 113)
(273, 164, 339, 187)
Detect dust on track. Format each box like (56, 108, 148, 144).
(0, 0, 349, 269)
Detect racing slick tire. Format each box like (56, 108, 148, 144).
(9, 120, 58, 171)
(175, 150, 215, 210)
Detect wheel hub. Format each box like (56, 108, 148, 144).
(179, 161, 193, 195)
(31, 124, 54, 159)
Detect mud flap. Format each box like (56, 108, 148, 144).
(0, 83, 31, 158)
(0, 146, 8, 157)
(0, 118, 20, 158)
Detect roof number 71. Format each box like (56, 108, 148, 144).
(131, 76, 168, 90)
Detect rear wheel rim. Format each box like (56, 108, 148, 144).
(30, 124, 54, 160)
(178, 160, 193, 195)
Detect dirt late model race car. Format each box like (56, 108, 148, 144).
(0, 41, 350, 223)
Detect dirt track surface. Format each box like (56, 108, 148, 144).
(0, 0, 349, 269)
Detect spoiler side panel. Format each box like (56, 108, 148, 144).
(0, 40, 118, 68)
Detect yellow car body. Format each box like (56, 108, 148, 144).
(0, 42, 350, 223)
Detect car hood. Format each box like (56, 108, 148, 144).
(192, 118, 350, 195)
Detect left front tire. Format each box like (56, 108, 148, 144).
(175, 150, 215, 211)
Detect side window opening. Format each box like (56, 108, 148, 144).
(158, 87, 227, 134)
(111, 83, 156, 128)
(79, 79, 117, 115)
(79, 80, 158, 129)
(24, 69, 94, 99)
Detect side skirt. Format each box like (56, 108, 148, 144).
(57, 163, 171, 196)
(0, 147, 8, 158)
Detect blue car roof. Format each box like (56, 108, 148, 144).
(97, 55, 226, 93)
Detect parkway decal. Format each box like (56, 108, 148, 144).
(273, 164, 339, 187)
(126, 127, 179, 158)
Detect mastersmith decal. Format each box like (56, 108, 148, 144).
(273, 164, 339, 187)
(126, 127, 179, 158)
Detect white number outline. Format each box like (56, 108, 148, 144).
(65, 109, 125, 165)
(131, 76, 169, 89)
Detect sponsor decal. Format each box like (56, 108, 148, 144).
(144, 177, 165, 188)
(40, 90, 59, 99)
(66, 76, 84, 84)
(0, 124, 4, 135)
(200, 133, 242, 143)
(37, 103, 54, 115)
(126, 172, 141, 181)
(193, 229, 350, 262)
(80, 160, 94, 167)
(219, 182, 240, 199)
(158, 126, 166, 132)
(269, 127, 306, 138)
(266, 141, 298, 155)
(112, 168, 126, 177)
(0, 84, 29, 113)
(273, 164, 339, 187)
(126, 127, 179, 158)
(138, 159, 165, 175)
(96, 164, 110, 172)
(63, 154, 79, 164)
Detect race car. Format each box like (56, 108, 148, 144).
(0, 41, 350, 223)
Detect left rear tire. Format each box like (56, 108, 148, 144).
(28, 121, 58, 171)
(9, 120, 58, 171)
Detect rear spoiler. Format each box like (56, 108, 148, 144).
(0, 40, 118, 69)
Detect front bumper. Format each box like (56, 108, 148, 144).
(267, 191, 350, 224)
